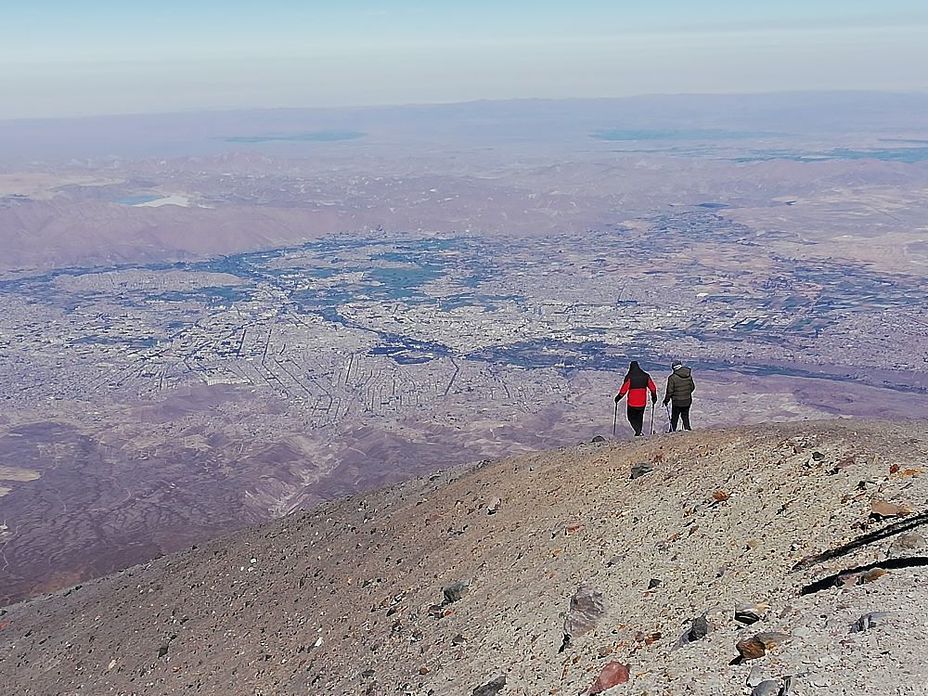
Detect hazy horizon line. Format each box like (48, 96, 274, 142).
(3, 88, 928, 125)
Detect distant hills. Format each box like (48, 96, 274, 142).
(3, 91, 928, 161)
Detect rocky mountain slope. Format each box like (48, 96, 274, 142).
(2, 420, 927, 695)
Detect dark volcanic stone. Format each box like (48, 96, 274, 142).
(563, 584, 606, 638)
(851, 611, 890, 633)
(472, 675, 506, 695)
(752, 681, 781, 696)
(443, 580, 470, 604)
(687, 615, 709, 643)
(735, 607, 763, 625)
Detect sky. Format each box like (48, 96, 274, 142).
(2, 0, 928, 119)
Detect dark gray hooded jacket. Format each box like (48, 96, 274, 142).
(664, 366, 695, 405)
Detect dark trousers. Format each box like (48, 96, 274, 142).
(627, 406, 646, 436)
(671, 402, 692, 431)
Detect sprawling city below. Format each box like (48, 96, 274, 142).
(1, 94, 927, 604)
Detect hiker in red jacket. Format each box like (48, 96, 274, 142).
(614, 361, 658, 436)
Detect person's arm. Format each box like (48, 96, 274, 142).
(689, 376, 695, 394)
(648, 377, 658, 403)
(615, 378, 630, 402)
(663, 376, 672, 405)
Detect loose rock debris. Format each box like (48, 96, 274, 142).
(472, 675, 506, 696)
(443, 580, 471, 604)
(586, 661, 630, 694)
(3, 421, 928, 696)
(561, 584, 606, 652)
(870, 498, 912, 521)
(851, 611, 891, 633)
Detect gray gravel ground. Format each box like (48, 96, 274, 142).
(1, 419, 926, 696)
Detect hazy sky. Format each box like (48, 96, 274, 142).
(3, 0, 928, 119)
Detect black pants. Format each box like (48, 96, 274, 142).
(670, 402, 692, 431)
(627, 406, 646, 436)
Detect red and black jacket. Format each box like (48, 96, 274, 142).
(617, 365, 657, 408)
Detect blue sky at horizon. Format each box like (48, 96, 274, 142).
(2, 1, 927, 119)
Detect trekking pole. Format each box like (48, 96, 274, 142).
(649, 403, 655, 435)
(612, 400, 618, 437)
(664, 404, 672, 433)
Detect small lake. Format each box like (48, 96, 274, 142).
(116, 194, 161, 205)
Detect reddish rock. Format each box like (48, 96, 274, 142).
(860, 568, 888, 584)
(838, 566, 889, 588)
(587, 662, 630, 694)
(736, 637, 766, 661)
(870, 498, 911, 520)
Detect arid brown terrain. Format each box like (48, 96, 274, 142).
(2, 420, 926, 695)
(2, 94, 928, 611)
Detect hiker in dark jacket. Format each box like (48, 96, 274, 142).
(663, 361, 695, 431)
(615, 361, 657, 436)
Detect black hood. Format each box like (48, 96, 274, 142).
(625, 361, 651, 388)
